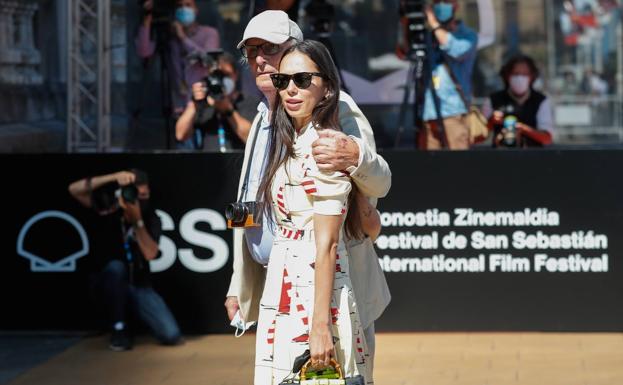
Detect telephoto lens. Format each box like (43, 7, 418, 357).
(502, 115, 518, 147)
(121, 185, 139, 203)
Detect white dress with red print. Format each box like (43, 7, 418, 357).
(254, 123, 372, 385)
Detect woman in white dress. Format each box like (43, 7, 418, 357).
(253, 40, 376, 385)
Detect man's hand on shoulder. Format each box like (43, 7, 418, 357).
(312, 129, 359, 172)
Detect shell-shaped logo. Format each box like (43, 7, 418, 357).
(16, 211, 89, 272)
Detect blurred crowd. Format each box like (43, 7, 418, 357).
(127, 0, 622, 151)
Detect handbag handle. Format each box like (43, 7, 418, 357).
(300, 358, 344, 380)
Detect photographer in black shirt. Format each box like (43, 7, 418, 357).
(175, 52, 258, 151)
(482, 55, 554, 148)
(68, 170, 181, 351)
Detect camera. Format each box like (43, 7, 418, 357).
(138, 0, 174, 24)
(225, 202, 260, 228)
(115, 184, 139, 204)
(202, 69, 229, 100)
(498, 105, 518, 147)
(187, 50, 234, 101)
(400, 0, 428, 60)
(305, 0, 335, 36)
(187, 50, 222, 69)
(500, 116, 517, 147)
(91, 183, 138, 213)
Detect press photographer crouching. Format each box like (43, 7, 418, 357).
(175, 52, 257, 151)
(482, 55, 554, 148)
(68, 170, 181, 351)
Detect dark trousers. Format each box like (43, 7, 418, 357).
(93, 260, 181, 345)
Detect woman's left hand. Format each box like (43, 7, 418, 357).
(309, 323, 334, 369)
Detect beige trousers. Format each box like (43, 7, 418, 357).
(421, 114, 470, 150)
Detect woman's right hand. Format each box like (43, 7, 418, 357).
(309, 323, 334, 369)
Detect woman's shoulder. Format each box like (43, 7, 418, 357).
(295, 123, 320, 149)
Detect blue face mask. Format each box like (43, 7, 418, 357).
(433, 2, 454, 23)
(175, 6, 196, 26)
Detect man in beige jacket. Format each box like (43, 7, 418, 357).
(225, 10, 391, 373)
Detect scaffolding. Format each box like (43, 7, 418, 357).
(66, 0, 111, 152)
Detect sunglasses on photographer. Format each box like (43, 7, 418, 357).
(240, 42, 282, 59)
(270, 72, 325, 90)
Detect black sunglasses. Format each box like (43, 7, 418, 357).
(240, 42, 282, 59)
(270, 72, 325, 90)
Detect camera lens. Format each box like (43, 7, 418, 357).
(226, 202, 249, 223)
(502, 115, 518, 147)
(121, 185, 139, 203)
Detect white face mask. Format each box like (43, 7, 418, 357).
(222, 76, 235, 95)
(230, 310, 256, 338)
(509, 75, 531, 95)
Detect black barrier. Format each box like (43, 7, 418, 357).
(1, 153, 242, 333)
(2, 151, 623, 333)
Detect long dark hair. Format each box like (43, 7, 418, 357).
(257, 40, 363, 240)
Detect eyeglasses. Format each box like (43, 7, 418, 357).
(270, 72, 325, 90)
(240, 42, 282, 59)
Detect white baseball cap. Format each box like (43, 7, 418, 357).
(237, 10, 303, 49)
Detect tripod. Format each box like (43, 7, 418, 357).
(394, 54, 425, 147)
(153, 20, 174, 150)
(394, 29, 446, 148)
(132, 8, 174, 151)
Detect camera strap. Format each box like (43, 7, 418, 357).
(439, 51, 470, 112)
(239, 116, 264, 202)
(428, 33, 449, 148)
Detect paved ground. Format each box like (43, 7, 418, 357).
(3, 332, 623, 385)
(0, 333, 84, 385)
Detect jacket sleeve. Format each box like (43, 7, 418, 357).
(181, 26, 221, 53)
(440, 28, 478, 61)
(338, 94, 392, 198)
(226, 112, 262, 298)
(135, 24, 156, 59)
(226, 228, 244, 297)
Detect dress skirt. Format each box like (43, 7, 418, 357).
(254, 233, 372, 385)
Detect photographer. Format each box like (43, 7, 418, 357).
(136, 0, 220, 115)
(482, 55, 554, 148)
(175, 53, 257, 150)
(68, 170, 181, 351)
(419, 0, 478, 150)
